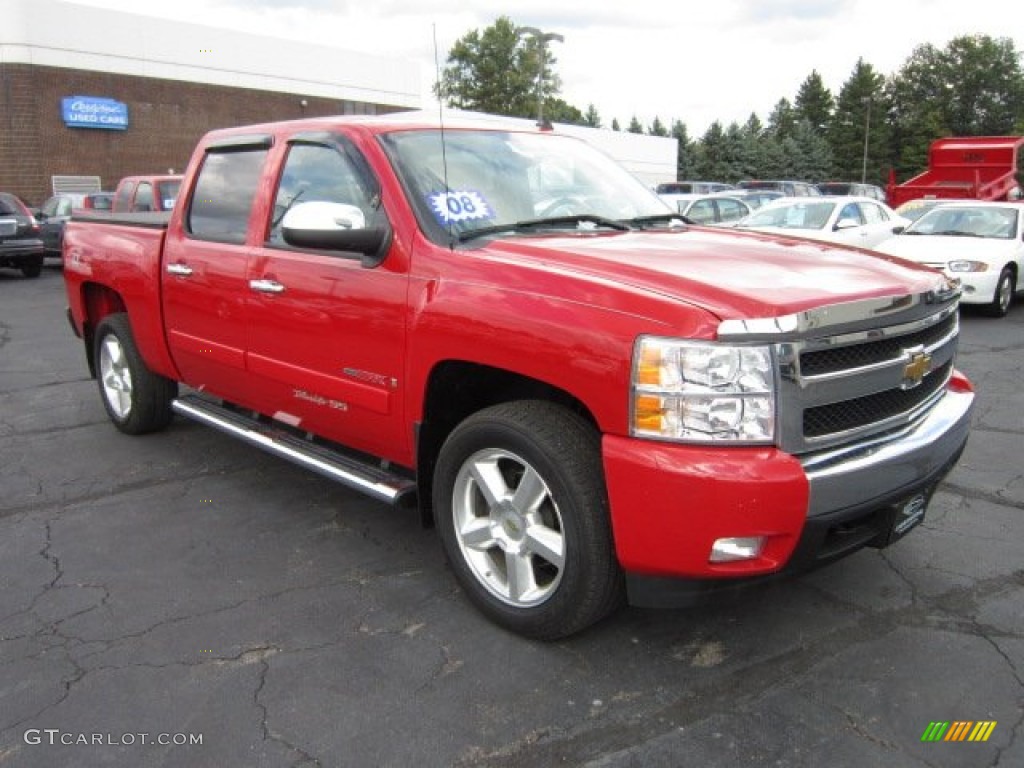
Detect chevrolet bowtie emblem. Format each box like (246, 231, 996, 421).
(902, 350, 932, 389)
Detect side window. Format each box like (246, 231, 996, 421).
(42, 197, 60, 217)
(716, 198, 748, 222)
(114, 181, 135, 212)
(685, 200, 716, 224)
(861, 203, 885, 223)
(188, 149, 269, 244)
(57, 198, 74, 216)
(268, 142, 378, 246)
(134, 183, 154, 212)
(838, 203, 863, 224)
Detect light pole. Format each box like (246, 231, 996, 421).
(861, 96, 872, 184)
(518, 26, 564, 128)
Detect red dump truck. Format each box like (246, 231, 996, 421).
(887, 136, 1024, 207)
(62, 114, 975, 638)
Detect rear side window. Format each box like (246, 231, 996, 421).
(114, 181, 135, 211)
(134, 183, 154, 212)
(188, 149, 268, 243)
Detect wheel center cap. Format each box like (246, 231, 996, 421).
(497, 502, 525, 540)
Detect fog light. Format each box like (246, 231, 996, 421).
(710, 536, 765, 562)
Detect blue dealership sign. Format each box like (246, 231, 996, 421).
(61, 96, 129, 130)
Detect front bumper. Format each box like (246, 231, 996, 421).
(0, 239, 45, 266)
(944, 269, 999, 305)
(603, 382, 974, 608)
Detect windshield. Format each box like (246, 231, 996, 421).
(904, 206, 1018, 239)
(738, 201, 836, 231)
(380, 129, 671, 243)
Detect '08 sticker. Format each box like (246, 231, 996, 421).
(427, 190, 494, 224)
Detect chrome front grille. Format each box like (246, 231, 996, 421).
(774, 300, 960, 455)
(802, 359, 953, 438)
(799, 313, 957, 376)
(716, 278, 963, 456)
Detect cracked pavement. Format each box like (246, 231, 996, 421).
(1, 268, 1022, 767)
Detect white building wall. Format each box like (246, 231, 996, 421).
(0, 0, 422, 109)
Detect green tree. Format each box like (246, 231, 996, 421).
(671, 120, 696, 180)
(545, 98, 585, 125)
(437, 16, 560, 119)
(583, 103, 602, 128)
(795, 70, 834, 135)
(627, 115, 644, 134)
(611, 117, 621, 131)
(693, 121, 729, 179)
(829, 58, 889, 184)
(648, 116, 668, 137)
(766, 98, 797, 141)
(887, 35, 1024, 179)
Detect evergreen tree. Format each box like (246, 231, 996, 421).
(767, 98, 797, 141)
(829, 58, 889, 184)
(627, 115, 644, 134)
(611, 118, 621, 132)
(583, 103, 602, 128)
(648, 116, 669, 137)
(671, 120, 696, 180)
(795, 71, 834, 135)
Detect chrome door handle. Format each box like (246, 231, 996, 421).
(166, 263, 193, 276)
(249, 279, 286, 294)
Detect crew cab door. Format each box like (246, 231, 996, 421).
(162, 136, 271, 400)
(244, 133, 411, 462)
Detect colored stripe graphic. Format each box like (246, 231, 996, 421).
(923, 721, 997, 742)
(969, 722, 997, 742)
(945, 721, 973, 741)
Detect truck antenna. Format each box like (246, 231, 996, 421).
(433, 24, 455, 250)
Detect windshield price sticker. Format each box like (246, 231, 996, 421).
(428, 190, 494, 224)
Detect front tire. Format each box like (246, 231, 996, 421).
(20, 256, 43, 278)
(985, 267, 1015, 317)
(94, 313, 177, 434)
(433, 401, 623, 639)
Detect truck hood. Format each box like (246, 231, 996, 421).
(475, 227, 945, 321)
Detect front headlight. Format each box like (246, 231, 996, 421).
(947, 260, 988, 273)
(631, 337, 775, 443)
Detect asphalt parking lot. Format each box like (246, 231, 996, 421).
(1, 266, 1022, 768)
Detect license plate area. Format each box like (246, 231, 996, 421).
(872, 488, 932, 548)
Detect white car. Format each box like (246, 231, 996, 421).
(875, 201, 1023, 317)
(657, 193, 752, 226)
(734, 195, 909, 249)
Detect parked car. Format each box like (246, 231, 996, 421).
(817, 181, 887, 202)
(734, 196, 909, 248)
(874, 201, 1024, 317)
(736, 179, 821, 197)
(111, 175, 182, 213)
(712, 189, 785, 210)
(893, 198, 947, 224)
(655, 181, 735, 195)
(662, 193, 752, 226)
(36, 192, 113, 257)
(0, 192, 45, 278)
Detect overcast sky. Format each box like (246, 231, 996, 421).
(71, 0, 1024, 135)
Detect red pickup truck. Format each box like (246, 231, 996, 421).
(63, 115, 975, 638)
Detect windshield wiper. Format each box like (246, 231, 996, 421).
(932, 230, 981, 237)
(457, 214, 631, 243)
(627, 213, 693, 228)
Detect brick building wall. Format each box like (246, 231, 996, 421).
(0, 63, 406, 207)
